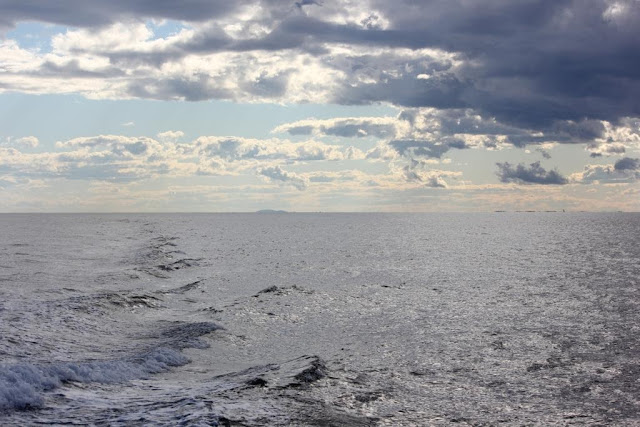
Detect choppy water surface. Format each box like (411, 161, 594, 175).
(0, 213, 638, 425)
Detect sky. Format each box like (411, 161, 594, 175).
(0, 0, 639, 212)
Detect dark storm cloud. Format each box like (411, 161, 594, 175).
(496, 161, 568, 185)
(502, 119, 608, 147)
(549, 120, 606, 142)
(3, 0, 639, 139)
(328, 0, 640, 130)
(277, 0, 638, 144)
(335, 73, 470, 109)
(614, 157, 639, 171)
(0, 0, 239, 28)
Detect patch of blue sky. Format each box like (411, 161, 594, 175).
(5, 19, 187, 55)
(6, 21, 67, 53)
(147, 19, 190, 39)
(0, 93, 397, 148)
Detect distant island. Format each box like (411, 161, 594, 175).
(256, 209, 288, 213)
(495, 210, 566, 213)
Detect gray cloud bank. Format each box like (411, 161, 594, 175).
(496, 161, 568, 185)
(1, 0, 639, 135)
(614, 157, 639, 171)
(0, 0, 238, 29)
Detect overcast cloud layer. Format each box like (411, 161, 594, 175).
(0, 0, 639, 211)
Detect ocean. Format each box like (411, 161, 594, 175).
(0, 213, 638, 425)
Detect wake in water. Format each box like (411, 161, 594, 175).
(0, 215, 350, 426)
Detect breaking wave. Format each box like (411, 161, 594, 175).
(0, 322, 221, 412)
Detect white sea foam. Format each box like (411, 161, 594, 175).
(0, 347, 189, 410)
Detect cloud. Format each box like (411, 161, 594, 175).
(36, 59, 126, 79)
(193, 136, 345, 164)
(400, 159, 461, 188)
(614, 157, 639, 171)
(275, 108, 624, 162)
(257, 165, 307, 190)
(0, 135, 181, 182)
(389, 138, 468, 159)
(2, 133, 332, 182)
(157, 130, 184, 142)
(273, 108, 544, 164)
(305, 169, 366, 183)
(571, 158, 640, 184)
(0, 1, 240, 29)
(398, 110, 614, 148)
(344, 146, 365, 160)
(14, 136, 39, 148)
(535, 147, 552, 159)
(0, 174, 18, 188)
(603, 117, 640, 145)
(0, 133, 355, 183)
(365, 142, 399, 161)
(56, 135, 157, 153)
(0, 1, 638, 145)
(587, 142, 626, 157)
(496, 161, 568, 185)
(273, 117, 398, 139)
(295, 1, 640, 130)
(0, 129, 465, 195)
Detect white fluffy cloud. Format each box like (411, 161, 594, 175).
(571, 158, 640, 184)
(157, 130, 185, 142)
(273, 116, 400, 138)
(192, 136, 345, 164)
(12, 136, 39, 148)
(0, 133, 374, 186)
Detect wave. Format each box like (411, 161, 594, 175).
(156, 280, 202, 295)
(64, 291, 163, 313)
(211, 355, 327, 391)
(0, 322, 221, 412)
(133, 234, 202, 279)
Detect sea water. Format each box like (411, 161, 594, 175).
(0, 213, 638, 425)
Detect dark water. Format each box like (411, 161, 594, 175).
(0, 213, 638, 425)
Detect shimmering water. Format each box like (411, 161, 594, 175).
(1, 213, 638, 425)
